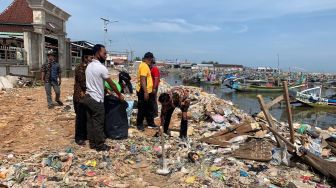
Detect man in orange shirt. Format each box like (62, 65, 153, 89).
(136, 52, 156, 131)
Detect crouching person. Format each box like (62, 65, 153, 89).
(158, 87, 190, 139)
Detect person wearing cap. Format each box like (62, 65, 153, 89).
(73, 49, 93, 146)
(136, 52, 156, 131)
(84, 44, 124, 151)
(41, 50, 63, 109)
(150, 59, 160, 118)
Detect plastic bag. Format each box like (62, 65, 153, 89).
(309, 138, 322, 156)
(271, 147, 292, 166)
(104, 95, 129, 139)
(126, 100, 134, 126)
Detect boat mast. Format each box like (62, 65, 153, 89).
(277, 53, 280, 86)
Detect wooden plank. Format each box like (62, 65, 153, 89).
(257, 95, 282, 147)
(266, 95, 284, 109)
(283, 81, 295, 144)
(198, 124, 242, 142)
(200, 124, 254, 145)
(201, 138, 231, 147)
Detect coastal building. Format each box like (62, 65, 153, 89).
(70, 41, 94, 67)
(214, 64, 244, 72)
(106, 51, 129, 69)
(0, 0, 71, 76)
(180, 63, 192, 69)
(256, 67, 279, 73)
(191, 64, 214, 71)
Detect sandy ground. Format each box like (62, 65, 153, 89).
(0, 78, 76, 154)
(0, 77, 183, 187)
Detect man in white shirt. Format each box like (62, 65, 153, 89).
(84, 44, 124, 151)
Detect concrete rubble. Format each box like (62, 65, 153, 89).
(0, 74, 336, 187)
(0, 75, 34, 92)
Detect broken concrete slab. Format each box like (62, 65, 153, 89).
(0, 76, 14, 90)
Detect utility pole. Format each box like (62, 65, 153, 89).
(130, 50, 134, 63)
(277, 53, 280, 74)
(125, 49, 129, 69)
(100, 18, 118, 48)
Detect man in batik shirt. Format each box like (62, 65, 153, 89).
(41, 50, 63, 109)
(73, 49, 93, 145)
(158, 87, 190, 139)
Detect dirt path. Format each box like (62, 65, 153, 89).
(0, 78, 75, 154)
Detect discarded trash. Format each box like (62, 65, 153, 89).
(142, 146, 151, 152)
(240, 169, 249, 177)
(1, 77, 336, 187)
(309, 138, 322, 156)
(185, 176, 196, 184)
(211, 114, 224, 123)
(188, 152, 200, 163)
(0, 172, 6, 179)
(271, 148, 291, 166)
(297, 124, 310, 134)
(86, 171, 96, 177)
(212, 171, 224, 181)
(209, 166, 221, 172)
(85, 160, 97, 168)
(248, 164, 268, 174)
(7, 154, 14, 159)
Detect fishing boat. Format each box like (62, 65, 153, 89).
(228, 79, 305, 93)
(227, 74, 306, 93)
(200, 79, 221, 85)
(294, 86, 336, 108)
(230, 82, 305, 92)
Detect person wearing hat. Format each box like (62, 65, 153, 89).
(41, 50, 63, 109)
(73, 49, 93, 146)
(136, 52, 157, 131)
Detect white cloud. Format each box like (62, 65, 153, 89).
(209, 0, 336, 22)
(112, 19, 221, 33)
(235, 25, 249, 33)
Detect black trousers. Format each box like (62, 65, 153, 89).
(74, 100, 87, 141)
(153, 94, 158, 118)
(162, 107, 188, 137)
(136, 92, 156, 128)
(84, 95, 106, 148)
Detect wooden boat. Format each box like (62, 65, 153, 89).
(229, 81, 305, 93)
(294, 86, 336, 108)
(199, 78, 221, 85)
(228, 75, 306, 93)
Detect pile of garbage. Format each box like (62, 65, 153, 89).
(0, 75, 34, 91)
(292, 123, 336, 159)
(1, 80, 336, 187)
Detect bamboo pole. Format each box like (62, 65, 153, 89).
(283, 81, 295, 144)
(257, 95, 282, 147)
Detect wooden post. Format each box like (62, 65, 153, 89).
(5, 48, 7, 62)
(257, 95, 282, 147)
(283, 81, 295, 144)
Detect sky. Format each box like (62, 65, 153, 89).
(1, 0, 336, 72)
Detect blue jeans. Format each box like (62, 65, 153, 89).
(44, 81, 60, 106)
